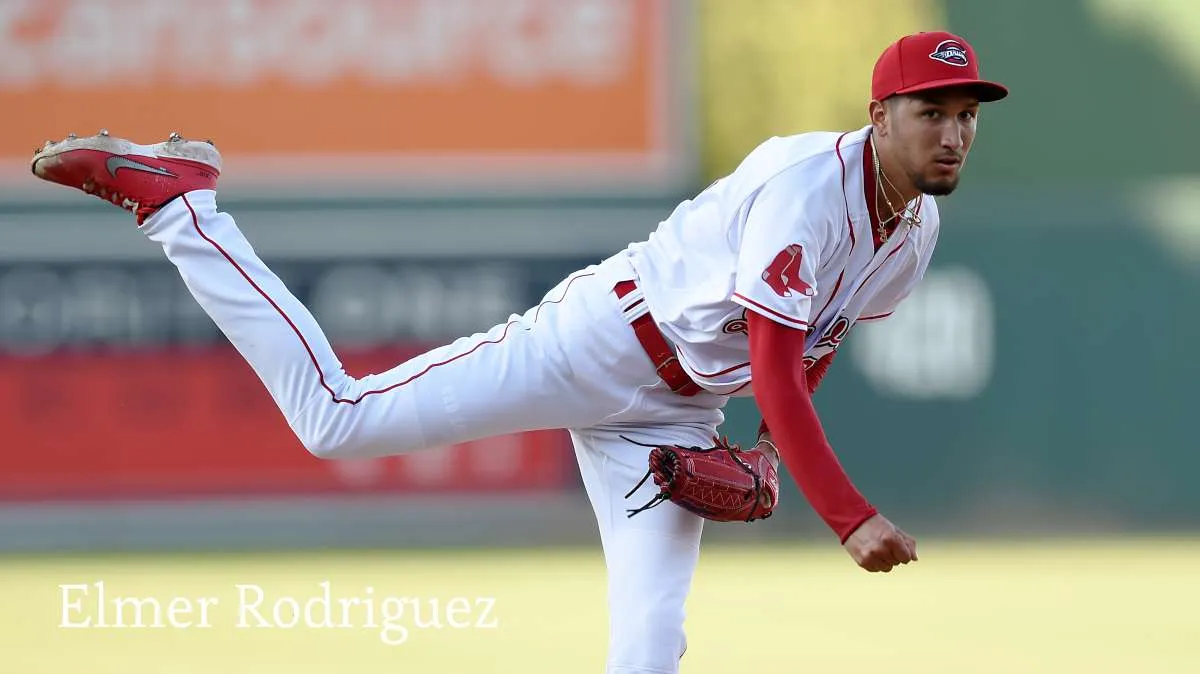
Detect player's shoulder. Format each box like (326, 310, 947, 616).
(738, 126, 867, 179)
(730, 126, 870, 201)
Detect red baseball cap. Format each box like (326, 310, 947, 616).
(872, 31, 1008, 102)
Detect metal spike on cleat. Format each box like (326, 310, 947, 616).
(99, 129, 109, 137)
(168, 132, 182, 142)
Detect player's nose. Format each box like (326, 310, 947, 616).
(940, 121, 965, 151)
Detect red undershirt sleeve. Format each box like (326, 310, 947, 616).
(758, 353, 832, 440)
(747, 311, 877, 543)
(758, 352, 834, 436)
(804, 351, 835, 393)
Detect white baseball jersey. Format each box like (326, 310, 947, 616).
(626, 125, 941, 397)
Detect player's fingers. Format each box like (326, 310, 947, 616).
(871, 545, 900, 570)
(859, 557, 886, 573)
(850, 540, 898, 572)
(886, 536, 914, 564)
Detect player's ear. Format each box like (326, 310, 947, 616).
(868, 99, 888, 135)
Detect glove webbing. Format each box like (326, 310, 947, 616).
(620, 435, 759, 519)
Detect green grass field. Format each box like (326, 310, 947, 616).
(2, 538, 1197, 673)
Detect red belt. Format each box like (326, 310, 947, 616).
(614, 280, 703, 397)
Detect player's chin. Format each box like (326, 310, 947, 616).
(915, 172, 960, 196)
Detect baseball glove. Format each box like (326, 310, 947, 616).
(623, 436, 780, 523)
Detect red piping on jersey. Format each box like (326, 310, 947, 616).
(812, 271, 844, 326)
(855, 228, 911, 292)
(182, 194, 593, 406)
(726, 380, 753, 396)
(676, 348, 751, 380)
(682, 289, 814, 382)
(834, 132, 857, 249)
(859, 311, 894, 321)
(731, 292, 809, 329)
(819, 132, 860, 322)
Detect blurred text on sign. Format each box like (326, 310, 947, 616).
(0, 0, 690, 195)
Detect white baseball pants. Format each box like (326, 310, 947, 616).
(141, 190, 731, 674)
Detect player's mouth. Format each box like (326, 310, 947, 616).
(933, 157, 961, 173)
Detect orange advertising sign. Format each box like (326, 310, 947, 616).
(0, 0, 691, 195)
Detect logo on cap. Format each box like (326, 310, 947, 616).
(928, 40, 968, 67)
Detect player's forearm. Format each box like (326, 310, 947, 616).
(756, 381, 877, 542)
(755, 349, 833, 464)
(747, 312, 877, 543)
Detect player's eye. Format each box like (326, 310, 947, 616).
(921, 109, 940, 119)
(959, 110, 978, 121)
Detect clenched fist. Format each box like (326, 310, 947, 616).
(843, 514, 918, 572)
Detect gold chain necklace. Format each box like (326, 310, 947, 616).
(870, 135, 922, 243)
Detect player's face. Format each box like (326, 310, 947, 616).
(888, 90, 980, 196)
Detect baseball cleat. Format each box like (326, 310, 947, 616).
(31, 130, 222, 225)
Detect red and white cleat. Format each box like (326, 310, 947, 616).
(31, 130, 221, 225)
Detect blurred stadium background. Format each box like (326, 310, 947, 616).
(1, 1, 1198, 672)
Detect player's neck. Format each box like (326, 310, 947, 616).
(871, 137, 921, 210)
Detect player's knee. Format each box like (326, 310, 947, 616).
(299, 436, 337, 460)
(290, 410, 357, 460)
(295, 427, 347, 460)
(286, 388, 378, 459)
(292, 411, 410, 460)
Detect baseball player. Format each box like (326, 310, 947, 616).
(31, 31, 1005, 674)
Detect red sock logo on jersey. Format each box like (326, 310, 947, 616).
(762, 244, 815, 298)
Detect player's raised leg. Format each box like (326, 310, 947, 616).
(30, 131, 652, 460)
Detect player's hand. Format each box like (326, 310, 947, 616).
(842, 514, 918, 573)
